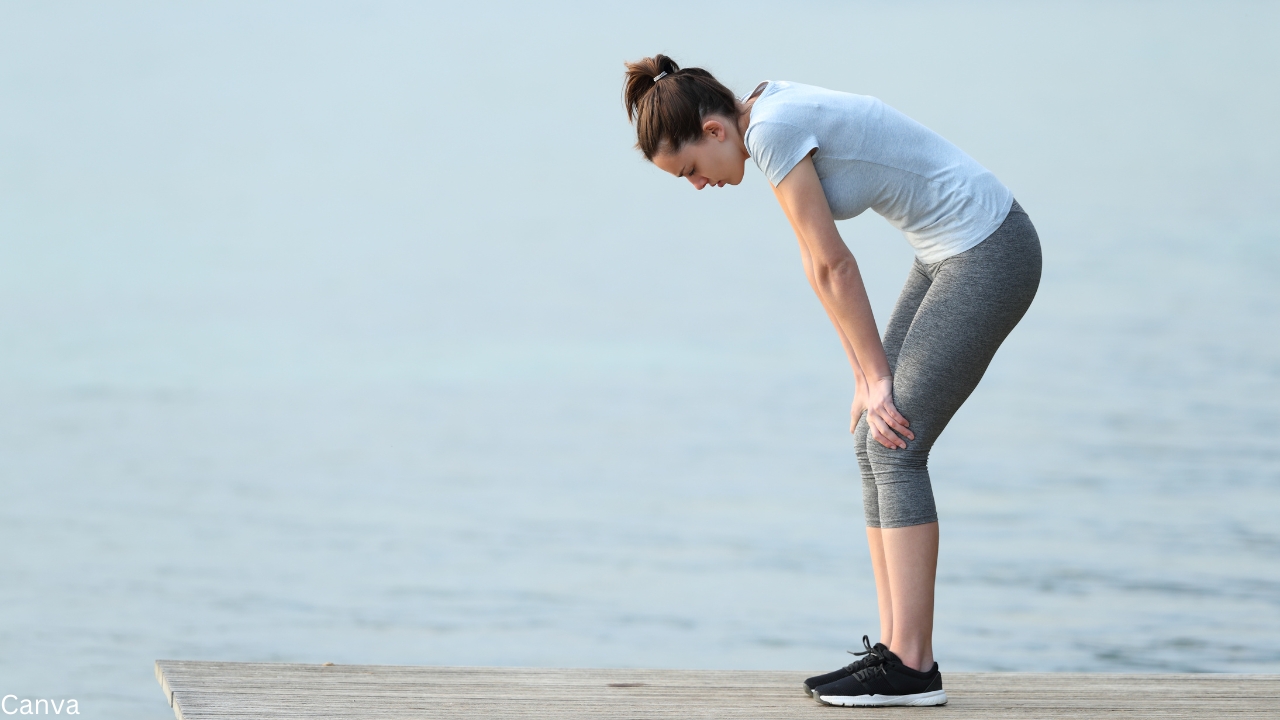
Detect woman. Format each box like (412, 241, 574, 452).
(622, 55, 1041, 708)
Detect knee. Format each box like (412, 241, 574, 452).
(853, 413, 871, 461)
(865, 441, 929, 477)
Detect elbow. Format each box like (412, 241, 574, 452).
(813, 256, 858, 293)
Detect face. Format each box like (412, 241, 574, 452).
(652, 116, 748, 190)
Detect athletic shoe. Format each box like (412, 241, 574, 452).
(813, 646, 947, 707)
(801, 635, 888, 697)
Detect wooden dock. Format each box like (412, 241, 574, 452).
(155, 660, 1278, 719)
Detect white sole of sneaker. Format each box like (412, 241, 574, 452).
(818, 689, 947, 707)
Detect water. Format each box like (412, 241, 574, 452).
(2, 1, 1278, 717)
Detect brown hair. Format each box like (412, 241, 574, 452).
(623, 54, 739, 161)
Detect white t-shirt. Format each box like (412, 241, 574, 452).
(743, 81, 1014, 264)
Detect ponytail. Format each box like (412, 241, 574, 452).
(622, 54, 738, 160)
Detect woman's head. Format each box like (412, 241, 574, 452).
(623, 54, 749, 189)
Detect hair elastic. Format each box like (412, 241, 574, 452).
(653, 71, 668, 82)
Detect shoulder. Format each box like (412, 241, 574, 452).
(744, 116, 821, 187)
(745, 84, 811, 143)
(748, 82, 874, 132)
(745, 119, 816, 154)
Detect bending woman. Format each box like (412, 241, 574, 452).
(622, 55, 1040, 708)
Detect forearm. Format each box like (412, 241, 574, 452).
(820, 291, 870, 388)
(773, 156, 911, 447)
(774, 157, 891, 384)
(813, 258, 891, 382)
(799, 245, 869, 389)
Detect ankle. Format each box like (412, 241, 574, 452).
(888, 645, 933, 672)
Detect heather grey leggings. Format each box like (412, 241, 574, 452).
(855, 200, 1041, 528)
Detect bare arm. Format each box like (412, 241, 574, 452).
(772, 155, 913, 449)
(792, 222, 868, 390)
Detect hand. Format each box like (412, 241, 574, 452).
(864, 376, 913, 450)
(849, 392, 867, 435)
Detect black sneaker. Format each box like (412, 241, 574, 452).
(813, 646, 946, 707)
(801, 635, 888, 697)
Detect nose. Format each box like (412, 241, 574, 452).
(687, 175, 708, 190)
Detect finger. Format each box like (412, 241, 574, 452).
(875, 414, 908, 450)
(870, 424, 893, 449)
(880, 402, 915, 441)
(874, 428, 901, 450)
(878, 408, 915, 442)
(865, 408, 901, 446)
(869, 416, 904, 450)
(884, 400, 911, 430)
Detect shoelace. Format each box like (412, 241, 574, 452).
(851, 660, 891, 683)
(850, 645, 900, 683)
(841, 635, 884, 672)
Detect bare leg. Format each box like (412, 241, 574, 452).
(879, 521, 938, 671)
(865, 527, 893, 647)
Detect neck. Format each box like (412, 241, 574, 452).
(735, 97, 756, 158)
(736, 98, 754, 138)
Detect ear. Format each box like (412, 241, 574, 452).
(702, 118, 727, 141)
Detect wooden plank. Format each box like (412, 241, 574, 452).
(155, 660, 1280, 719)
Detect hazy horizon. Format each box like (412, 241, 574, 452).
(2, 2, 1278, 718)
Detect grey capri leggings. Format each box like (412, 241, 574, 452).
(855, 200, 1042, 528)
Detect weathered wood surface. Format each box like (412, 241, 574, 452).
(155, 660, 1279, 719)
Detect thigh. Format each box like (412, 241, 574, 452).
(890, 217, 1042, 449)
(862, 260, 931, 462)
(881, 260, 933, 371)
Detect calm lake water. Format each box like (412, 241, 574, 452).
(2, 2, 1278, 718)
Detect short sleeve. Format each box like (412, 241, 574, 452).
(744, 121, 819, 187)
